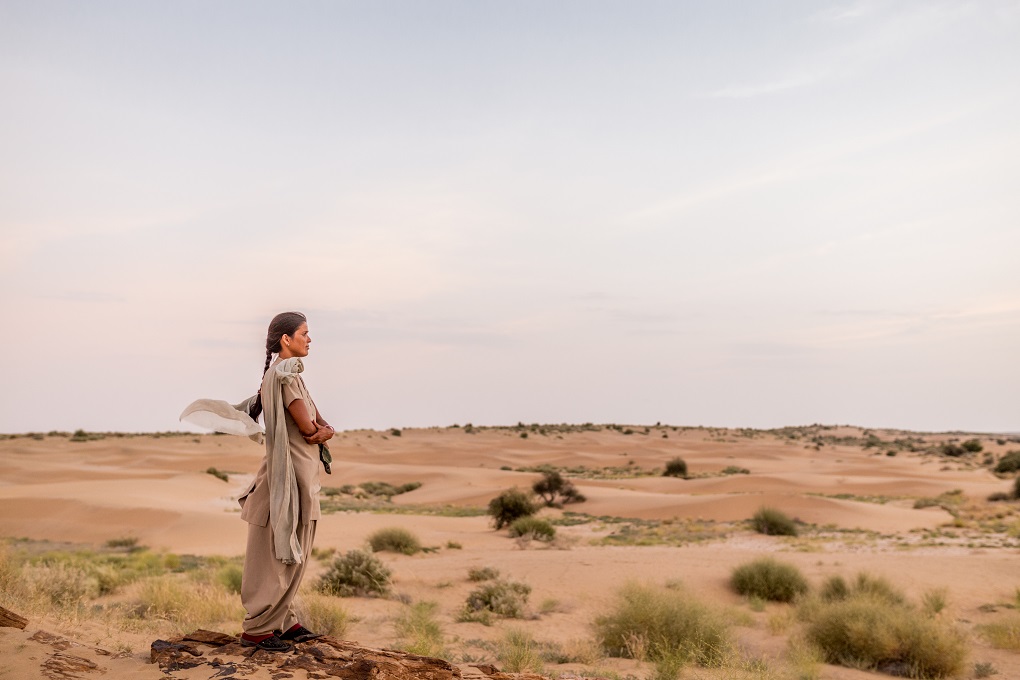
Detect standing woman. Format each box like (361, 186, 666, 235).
(238, 311, 334, 651)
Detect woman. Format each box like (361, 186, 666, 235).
(237, 311, 334, 652)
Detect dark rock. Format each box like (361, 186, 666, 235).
(184, 629, 238, 647)
(0, 605, 28, 629)
(150, 639, 204, 672)
(40, 652, 100, 679)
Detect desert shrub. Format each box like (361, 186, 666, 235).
(751, 506, 799, 536)
(820, 576, 850, 602)
(988, 491, 1012, 502)
(359, 481, 422, 497)
(22, 562, 99, 609)
(978, 614, 1020, 651)
(663, 457, 688, 478)
(940, 443, 966, 457)
(962, 439, 983, 453)
(318, 550, 392, 597)
(394, 601, 447, 658)
(849, 573, 906, 605)
(974, 662, 998, 678)
(217, 564, 243, 594)
(1015, 476, 1020, 500)
(532, 471, 586, 507)
(593, 582, 730, 667)
(138, 575, 244, 631)
(390, 428, 402, 436)
(368, 527, 422, 555)
(0, 544, 26, 605)
(205, 467, 229, 482)
(922, 587, 948, 616)
(488, 488, 538, 529)
(106, 537, 140, 550)
(994, 451, 1020, 474)
(468, 566, 500, 582)
(804, 592, 966, 678)
(720, 466, 750, 475)
(497, 627, 543, 673)
(508, 516, 556, 542)
(730, 558, 809, 603)
(462, 579, 531, 619)
(296, 591, 350, 637)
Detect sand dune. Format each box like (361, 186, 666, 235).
(2, 425, 1019, 679)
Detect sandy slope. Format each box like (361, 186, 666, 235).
(1, 425, 1019, 679)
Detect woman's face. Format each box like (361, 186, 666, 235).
(282, 323, 311, 357)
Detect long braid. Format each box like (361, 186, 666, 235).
(248, 312, 306, 422)
(248, 350, 273, 422)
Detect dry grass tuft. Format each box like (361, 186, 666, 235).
(593, 581, 730, 668)
(394, 601, 447, 658)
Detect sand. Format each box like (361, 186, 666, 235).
(1, 424, 1019, 679)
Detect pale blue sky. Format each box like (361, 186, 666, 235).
(1, 1, 1018, 433)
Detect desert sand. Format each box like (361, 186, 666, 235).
(1, 424, 1019, 679)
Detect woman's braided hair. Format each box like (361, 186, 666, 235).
(248, 311, 307, 422)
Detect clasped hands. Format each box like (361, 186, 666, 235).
(304, 424, 334, 445)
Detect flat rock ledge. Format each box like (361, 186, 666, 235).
(151, 629, 548, 680)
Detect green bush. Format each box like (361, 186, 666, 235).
(508, 516, 556, 542)
(359, 481, 422, 498)
(532, 471, 586, 507)
(940, 443, 966, 457)
(730, 558, 809, 603)
(368, 527, 422, 555)
(318, 550, 392, 597)
(804, 592, 966, 678)
(995, 451, 1020, 474)
(751, 506, 799, 536)
(462, 579, 531, 620)
(217, 564, 243, 594)
(488, 488, 538, 530)
(663, 457, 688, 478)
(593, 582, 730, 667)
(962, 439, 983, 453)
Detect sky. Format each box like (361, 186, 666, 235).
(1, 0, 1018, 434)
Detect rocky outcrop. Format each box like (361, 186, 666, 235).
(149, 629, 500, 680)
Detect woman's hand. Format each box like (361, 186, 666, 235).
(303, 424, 334, 445)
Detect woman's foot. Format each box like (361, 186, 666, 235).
(278, 623, 322, 643)
(240, 632, 292, 652)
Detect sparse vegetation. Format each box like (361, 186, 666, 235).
(497, 627, 543, 673)
(662, 457, 688, 478)
(487, 487, 538, 529)
(994, 451, 1020, 474)
(730, 557, 809, 603)
(367, 527, 422, 555)
(532, 470, 586, 507)
(468, 566, 500, 582)
(978, 614, 1020, 651)
(593, 582, 730, 667)
(318, 550, 392, 597)
(461, 579, 531, 621)
(296, 591, 351, 637)
(751, 506, 799, 536)
(508, 516, 556, 542)
(205, 467, 229, 482)
(802, 573, 965, 678)
(394, 601, 447, 658)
